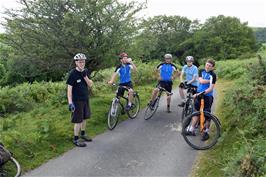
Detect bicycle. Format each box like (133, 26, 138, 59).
(181, 83, 197, 122)
(182, 91, 221, 150)
(107, 84, 140, 130)
(144, 86, 173, 120)
(0, 143, 21, 177)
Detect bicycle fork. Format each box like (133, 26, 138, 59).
(111, 98, 119, 116)
(200, 98, 205, 133)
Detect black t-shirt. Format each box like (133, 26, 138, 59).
(66, 69, 89, 101)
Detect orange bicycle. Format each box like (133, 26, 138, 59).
(182, 91, 221, 150)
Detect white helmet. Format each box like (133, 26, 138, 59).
(164, 54, 172, 59)
(74, 53, 87, 60)
(185, 56, 194, 62)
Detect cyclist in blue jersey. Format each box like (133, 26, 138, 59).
(178, 56, 199, 107)
(108, 52, 137, 110)
(149, 54, 178, 113)
(185, 59, 217, 141)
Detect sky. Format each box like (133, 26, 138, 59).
(0, 0, 266, 32)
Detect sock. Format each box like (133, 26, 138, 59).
(189, 126, 194, 132)
(204, 128, 209, 133)
(74, 136, 79, 141)
(81, 130, 85, 136)
(167, 105, 170, 108)
(128, 102, 132, 106)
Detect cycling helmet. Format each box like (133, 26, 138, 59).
(74, 53, 87, 60)
(164, 54, 172, 59)
(119, 52, 128, 58)
(185, 56, 194, 62)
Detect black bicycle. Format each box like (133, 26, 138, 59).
(144, 86, 173, 120)
(181, 83, 197, 122)
(0, 143, 21, 177)
(107, 84, 140, 130)
(182, 91, 221, 150)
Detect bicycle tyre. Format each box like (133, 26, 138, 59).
(127, 93, 140, 119)
(181, 99, 193, 122)
(182, 111, 221, 150)
(107, 100, 121, 130)
(0, 157, 21, 177)
(144, 97, 160, 120)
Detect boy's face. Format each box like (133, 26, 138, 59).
(186, 61, 193, 66)
(75, 59, 86, 70)
(165, 58, 172, 63)
(121, 56, 128, 64)
(205, 62, 214, 72)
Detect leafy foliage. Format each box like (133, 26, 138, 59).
(2, 0, 144, 83)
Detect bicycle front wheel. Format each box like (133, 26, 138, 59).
(181, 99, 193, 122)
(144, 97, 160, 120)
(107, 100, 121, 130)
(0, 157, 21, 177)
(182, 111, 221, 150)
(127, 93, 140, 119)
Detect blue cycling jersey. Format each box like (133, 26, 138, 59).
(182, 65, 199, 87)
(197, 69, 217, 96)
(115, 64, 133, 84)
(157, 63, 177, 81)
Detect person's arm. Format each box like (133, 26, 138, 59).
(67, 85, 73, 104)
(203, 73, 217, 94)
(187, 74, 197, 84)
(171, 65, 178, 80)
(199, 77, 210, 84)
(129, 61, 137, 72)
(84, 76, 93, 88)
(179, 71, 184, 82)
(108, 72, 118, 84)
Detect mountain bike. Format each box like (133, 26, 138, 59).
(182, 91, 221, 150)
(107, 84, 140, 130)
(144, 86, 173, 120)
(181, 83, 197, 122)
(0, 143, 21, 177)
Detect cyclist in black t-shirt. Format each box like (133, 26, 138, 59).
(66, 53, 93, 147)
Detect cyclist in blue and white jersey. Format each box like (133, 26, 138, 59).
(149, 54, 178, 113)
(178, 56, 199, 107)
(108, 52, 137, 110)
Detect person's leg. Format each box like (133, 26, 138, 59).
(72, 102, 87, 147)
(80, 101, 92, 141)
(167, 94, 171, 112)
(179, 87, 185, 100)
(128, 88, 134, 106)
(151, 88, 159, 101)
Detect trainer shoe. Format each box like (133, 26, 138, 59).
(73, 139, 86, 147)
(185, 130, 196, 136)
(201, 132, 209, 141)
(80, 135, 92, 142)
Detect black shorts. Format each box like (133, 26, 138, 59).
(157, 81, 173, 93)
(71, 100, 91, 123)
(194, 95, 213, 113)
(117, 81, 133, 97)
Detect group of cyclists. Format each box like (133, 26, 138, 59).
(67, 52, 216, 147)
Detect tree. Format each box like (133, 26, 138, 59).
(2, 0, 144, 83)
(129, 15, 194, 61)
(183, 15, 259, 60)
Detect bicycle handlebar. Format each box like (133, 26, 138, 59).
(197, 91, 205, 98)
(111, 83, 131, 90)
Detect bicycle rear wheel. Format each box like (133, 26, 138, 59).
(144, 97, 160, 120)
(107, 100, 121, 130)
(0, 157, 21, 177)
(127, 93, 140, 119)
(182, 111, 221, 150)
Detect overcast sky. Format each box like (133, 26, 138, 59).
(0, 0, 266, 32)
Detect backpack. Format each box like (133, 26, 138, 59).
(0, 143, 11, 166)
